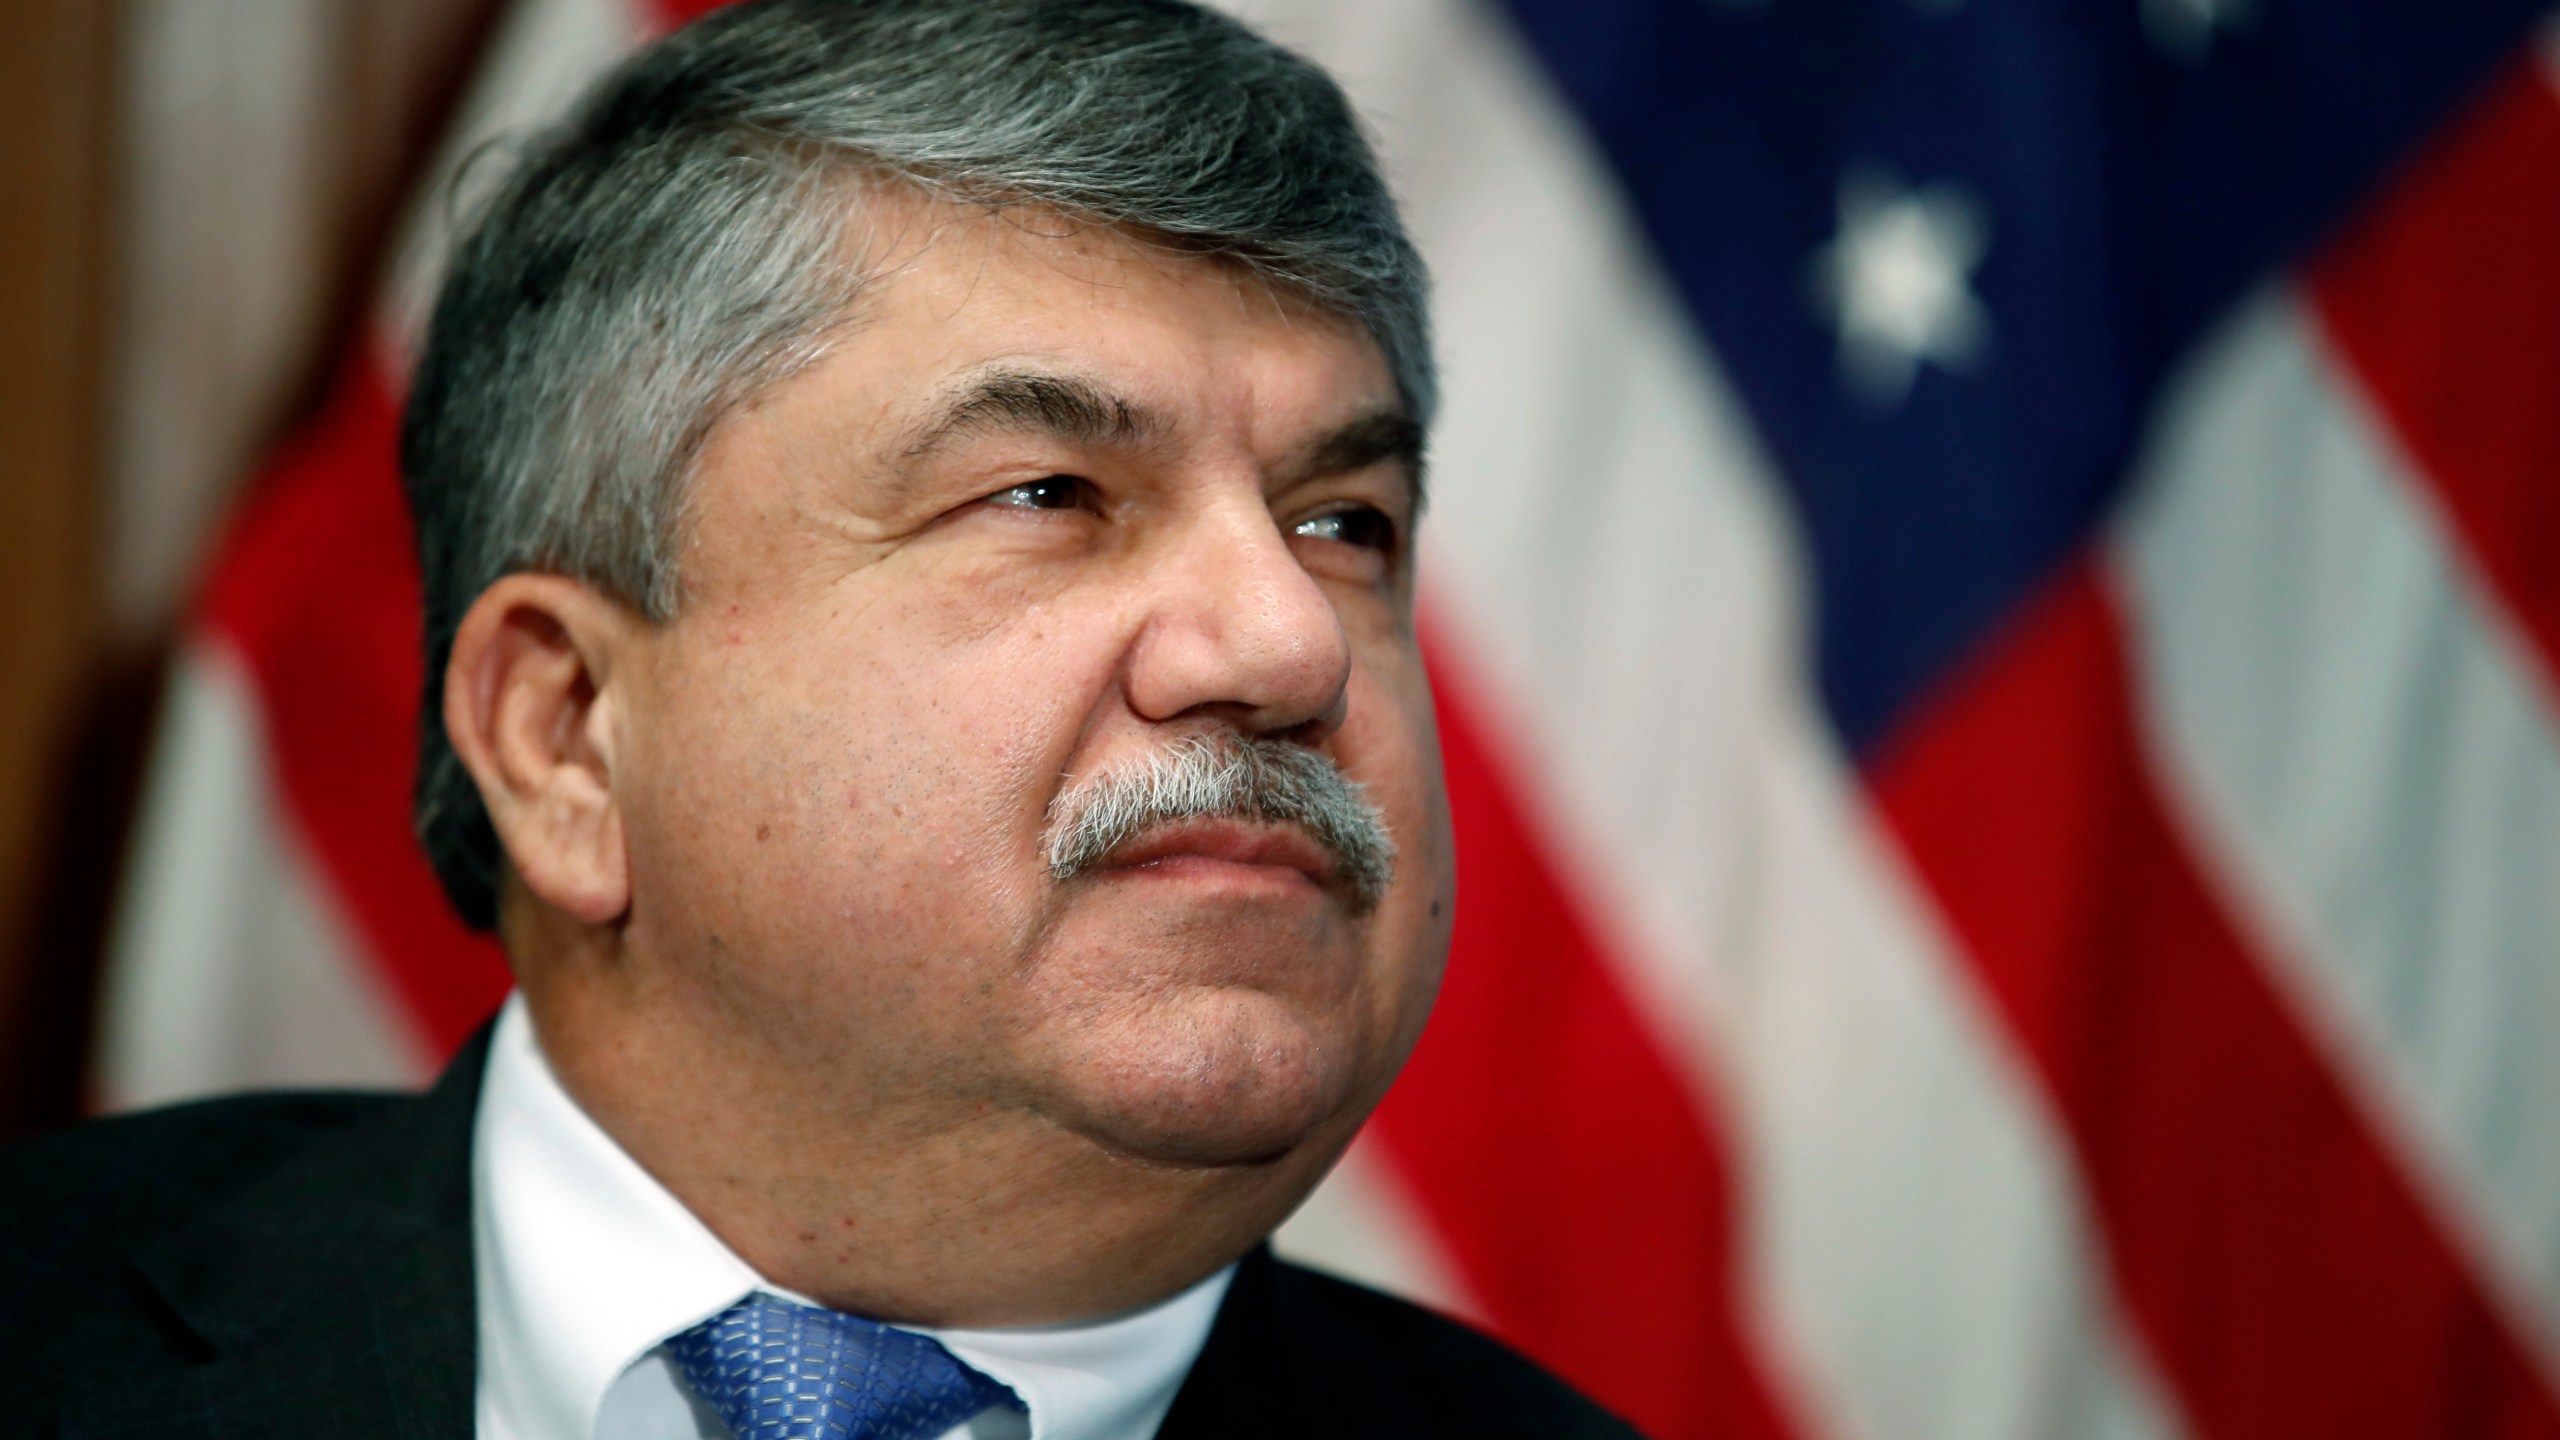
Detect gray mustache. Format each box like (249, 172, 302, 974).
(1042, 734, 1396, 913)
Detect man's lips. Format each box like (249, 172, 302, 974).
(1095, 818, 1337, 889)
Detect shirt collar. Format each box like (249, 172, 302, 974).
(471, 994, 1233, 1440)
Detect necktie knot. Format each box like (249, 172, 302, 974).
(666, 1292, 1021, 1440)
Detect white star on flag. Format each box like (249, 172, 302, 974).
(1811, 172, 1992, 406)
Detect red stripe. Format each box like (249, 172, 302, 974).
(199, 360, 513, 1057)
(1870, 560, 2560, 1438)
(650, 0, 734, 32)
(1365, 633, 1805, 1440)
(2310, 58, 2560, 704)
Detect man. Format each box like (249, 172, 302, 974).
(0, 2, 1635, 1436)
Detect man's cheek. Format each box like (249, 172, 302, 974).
(900, 540, 1097, 651)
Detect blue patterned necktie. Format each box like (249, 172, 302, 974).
(665, 1291, 1023, 1440)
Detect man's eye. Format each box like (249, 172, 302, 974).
(1292, 506, 1399, 553)
(984, 476, 1090, 511)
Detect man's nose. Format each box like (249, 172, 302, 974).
(1122, 495, 1353, 741)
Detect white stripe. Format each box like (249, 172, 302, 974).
(2114, 289, 2560, 1369)
(107, 0, 337, 640)
(1217, 2, 2183, 1436)
(1737, 723, 2177, 1440)
(380, 0, 646, 370)
(97, 640, 431, 1109)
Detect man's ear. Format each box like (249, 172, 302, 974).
(442, 574, 645, 928)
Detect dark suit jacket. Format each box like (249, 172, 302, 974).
(0, 1035, 1638, 1439)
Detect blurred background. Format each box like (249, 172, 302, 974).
(3, 1, 2556, 1437)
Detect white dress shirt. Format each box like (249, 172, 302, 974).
(471, 996, 1234, 1440)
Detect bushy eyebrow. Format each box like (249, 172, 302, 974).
(904, 368, 1168, 461)
(901, 363, 1424, 509)
(1285, 408, 1427, 512)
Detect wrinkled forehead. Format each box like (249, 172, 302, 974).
(790, 185, 1413, 466)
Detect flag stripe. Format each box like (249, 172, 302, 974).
(2307, 58, 2560, 709)
(196, 362, 512, 1054)
(1369, 642, 1800, 1440)
(1873, 561, 2560, 1438)
(97, 639, 428, 1108)
(2117, 289, 2560, 1368)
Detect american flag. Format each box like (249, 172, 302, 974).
(99, 0, 2560, 1436)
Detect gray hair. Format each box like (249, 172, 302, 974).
(1044, 733, 1396, 912)
(402, 0, 1434, 929)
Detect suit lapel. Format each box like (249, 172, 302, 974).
(86, 1032, 492, 1440)
(1157, 1247, 1440, 1440)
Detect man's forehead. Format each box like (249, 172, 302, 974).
(848, 192, 1372, 360)
(782, 193, 1419, 492)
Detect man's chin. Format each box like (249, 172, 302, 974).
(1023, 995, 1372, 1169)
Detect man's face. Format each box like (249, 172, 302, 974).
(609, 198, 1453, 1171)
